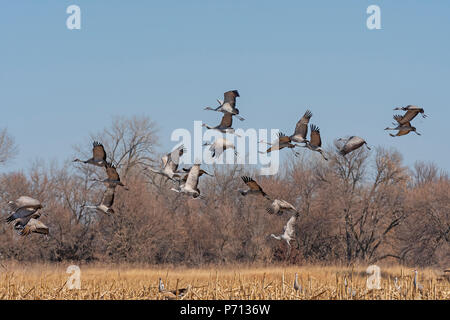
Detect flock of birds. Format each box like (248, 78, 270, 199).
(3, 90, 427, 258)
(5, 196, 48, 236)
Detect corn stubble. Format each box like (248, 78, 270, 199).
(0, 264, 448, 300)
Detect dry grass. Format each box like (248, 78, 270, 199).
(0, 263, 449, 300)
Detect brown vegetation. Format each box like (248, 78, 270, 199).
(0, 264, 448, 300)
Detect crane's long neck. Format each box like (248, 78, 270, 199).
(319, 150, 328, 161)
(270, 234, 281, 240)
(81, 205, 97, 209)
(148, 167, 162, 174)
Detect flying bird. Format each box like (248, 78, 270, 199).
(337, 136, 371, 156)
(202, 113, 240, 136)
(81, 185, 116, 215)
(290, 110, 313, 144)
(239, 176, 271, 199)
(259, 132, 300, 157)
(14, 217, 49, 237)
(147, 145, 185, 181)
(204, 90, 244, 121)
(385, 115, 421, 137)
(73, 141, 107, 167)
(393, 105, 427, 122)
(161, 145, 185, 172)
(5, 207, 40, 224)
(203, 137, 237, 158)
(92, 162, 129, 190)
(171, 163, 202, 198)
(301, 124, 328, 160)
(8, 196, 42, 212)
(266, 199, 298, 216)
(5, 196, 42, 224)
(270, 212, 299, 252)
(181, 167, 212, 182)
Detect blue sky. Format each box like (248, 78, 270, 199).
(1, 1, 449, 173)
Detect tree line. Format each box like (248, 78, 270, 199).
(0, 116, 448, 268)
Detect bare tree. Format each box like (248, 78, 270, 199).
(0, 129, 17, 165)
(397, 178, 450, 267)
(321, 147, 410, 264)
(412, 161, 439, 186)
(96, 115, 158, 176)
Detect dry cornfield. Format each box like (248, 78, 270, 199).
(0, 263, 449, 300)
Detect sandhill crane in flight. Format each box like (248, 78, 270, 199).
(259, 132, 300, 157)
(290, 110, 313, 144)
(266, 199, 298, 216)
(5, 196, 42, 224)
(171, 163, 202, 198)
(158, 278, 191, 300)
(8, 196, 43, 211)
(92, 162, 129, 190)
(81, 185, 116, 215)
(337, 136, 371, 156)
(14, 217, 49, 236)
(391, 108, 425, 126)
(203, 137, 237, 159)
(385, 115, 421, 137)
(6, 207, 40, 224)
(239, 177, 298, 215)
(301, 124, 328, 160)
(202, 113, 240, 136)
(73, 141, 107, 167)
(147, 145, 185, 181)
(393, 105, 427, 120)
(181, 167, 212, 182)
(270, 212, 299, 254)
(204, 90, 244, 121)
(239, 176, 271, 200)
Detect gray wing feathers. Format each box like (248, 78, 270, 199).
(185, 164, 200, 190)
(8, 196, 41, 211)
(6, 207, 38, 223)
(20, 218, 49, 236)
(284, 213, 299, 238)
(101, 186, 116, 208)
